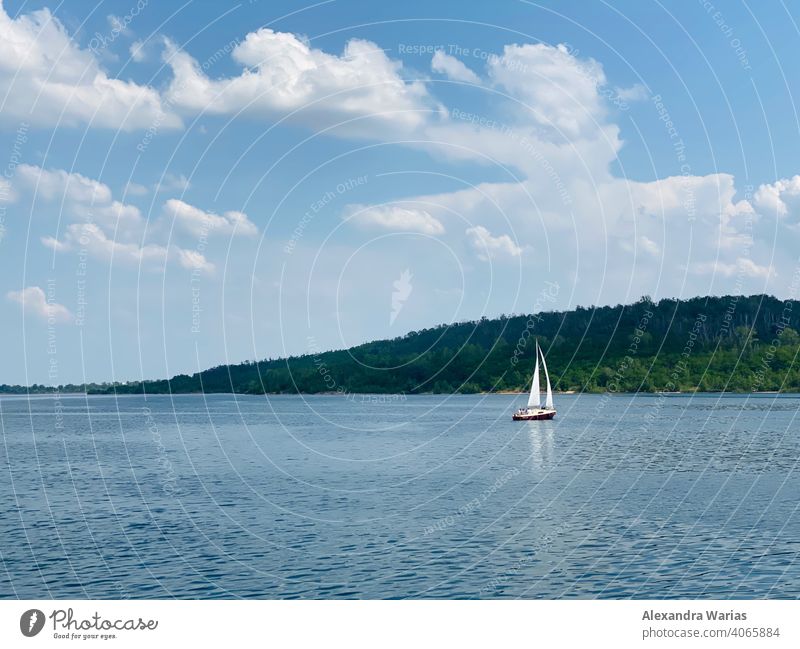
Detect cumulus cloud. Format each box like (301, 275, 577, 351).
(465, 225, 523, 261)
(17, 164, 112, 204)
(0, 2, 180, 130)
(343, 42, 783, 302)
(59, 223, 168, 266)
(12, 165, 226, 273)
(431, 51, 480, 83)
(16, 164, 144, 237)
(165, 199, 258, 238)
(3, 21, 788, 309)
(52, 223, 214, 274)
(174, 247, 215, 274)
(7, 286, 72, 323)
(345, 204, 445, 235)
(753, 176, 800, 219)
(487, 43, 607, 139)
(162, 30, 438, 137)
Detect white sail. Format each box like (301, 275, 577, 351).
(540, 344, 554, 409)
(527, 341, 541, 408)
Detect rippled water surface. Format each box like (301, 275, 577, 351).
(1, 393, 799, 598)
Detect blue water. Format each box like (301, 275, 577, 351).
(1, 392, 799, 599)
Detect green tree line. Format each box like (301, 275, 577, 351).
(4, 294, 799, 395)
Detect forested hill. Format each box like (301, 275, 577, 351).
(6, 294, 800, 395)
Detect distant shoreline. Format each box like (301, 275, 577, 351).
(2, 390, 798, 397)
(5, 294, 800, 396)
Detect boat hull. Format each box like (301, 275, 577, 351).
(512, 409, 556, 421)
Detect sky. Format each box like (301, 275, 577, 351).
(1, 0, 800, 385)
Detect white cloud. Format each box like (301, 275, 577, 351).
(465, 225, 523, 261)
(0, 177, 15, 203)
(7, 286, 72, 323)
(346, 40, 784, 303)
(106, 14, 132, 38)
(638, 236, 661, 256)
(487, 43, 607, 139)
(431, 51, 480, 83)
(4, 22, 791, 320)
(41, 236, 67, 251)
(129, 39, 146, 62)
(124, 181, 149, 196)
(345, 204, 445, 235)
(753, 176, 800, 219)
(165, 198, 258, 238)
(12, 165, 223, 272)
(53, 222, 214, 274)
(0, 3, 180, 130)
(17, 164, 112, 204)
(16, 164, 144, 237)
(60, 223, 168, 267)
(154, 172, 191, 193)
(689, 258, 775, 279)
(615, 83, 648, 102)
(162, 30, 438, 137)
(175, 248, 215, 274)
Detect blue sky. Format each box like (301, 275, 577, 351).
(1, 0, 799, 385)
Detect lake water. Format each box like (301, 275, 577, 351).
(1, 392, 799, 599)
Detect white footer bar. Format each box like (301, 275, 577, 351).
(0, 600, 796, 648)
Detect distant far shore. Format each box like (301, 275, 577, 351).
(5, 294, 800, 396)
(2, 390, 798, 397)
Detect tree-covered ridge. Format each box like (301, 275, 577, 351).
(4, 294, 800, 396)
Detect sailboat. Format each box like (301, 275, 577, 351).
(512, 340, 556, 420)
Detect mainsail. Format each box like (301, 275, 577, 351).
(527, 343, 541, 408)
(540, 343, 554, 409)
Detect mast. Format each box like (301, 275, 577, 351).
(540, 344, 554, 409)
(527, 341, 541, 408)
